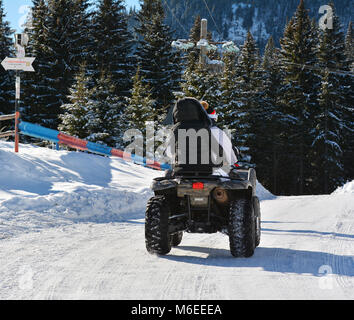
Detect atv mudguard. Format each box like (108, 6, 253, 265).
(152, 168, 257, 200)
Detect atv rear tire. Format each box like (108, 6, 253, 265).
(170, 232, 183, 247)
(228, 198, 255, 258)
(145, 196, 171, 255)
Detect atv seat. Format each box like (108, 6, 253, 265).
(170, 97, 221, 177)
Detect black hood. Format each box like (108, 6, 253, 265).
(171, 97, 212, 127)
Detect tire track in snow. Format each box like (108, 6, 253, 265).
(157, 233, 224, 300)
(332, 213, 354, 291)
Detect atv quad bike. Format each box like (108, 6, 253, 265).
(145, 98, 261, 258)
(145, 168, 261, 258)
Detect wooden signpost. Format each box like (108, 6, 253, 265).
(1, 57, 35, 72)
(1, 33, 35, 153)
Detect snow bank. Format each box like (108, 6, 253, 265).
(332, 180, 354, 195)
(1, 187, 153, 221)
(0, 141, 162, 238)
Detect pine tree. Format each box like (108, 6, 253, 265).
(234, 31, 263, 168)
(123, 67, 157, 159)
(45, 0, 74, 127)
(70, 0, 94, 74)
(201, 72, 222, 111)
(257, 36, 285, 194)
(345, 21, 353, 71)
(313, 71, 344, 193)
(180, 63, 208, 99)
(59, 63, 93, 139)
(312, 2, 348, 193)
(0, 0, 13, 116)
(92, 0, 134, 97)
(22, 0, 52, 126)
(125, 66, 155, 132)
(51, 0, 95, 125)
(86, 72, 126, 148)
(135, 0, 181, 116)
(279, 0, 319, 195)
(180, 61, 221, 112)
(342, 21, 354, 181)
(220, 51, 239, 129)
(23, 0, 92, 129)
(317, 2, 346, 71)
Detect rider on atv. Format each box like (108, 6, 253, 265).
(165, 97, 239, 178)
(146, 97, 261, 257)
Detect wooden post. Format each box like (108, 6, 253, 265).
(200, 19, 208, 65)
(14, 111, 20, 153)
(14, 70, 20, 153)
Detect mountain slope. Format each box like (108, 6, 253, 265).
(163, 0, 353, 50)
(0, 141, 353, 299)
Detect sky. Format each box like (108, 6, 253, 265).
(3, 0, 141, 33)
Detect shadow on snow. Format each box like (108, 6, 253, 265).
(161, 245, 354, 277)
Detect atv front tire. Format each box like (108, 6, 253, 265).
(145, 196, 171, 255)
(228, 198, 256, 258)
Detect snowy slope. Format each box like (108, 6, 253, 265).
(227, 3, 270, 45)
(332, 180, 354, 195)
(0, 141, 162, 239)
(0, 141, 353, 300)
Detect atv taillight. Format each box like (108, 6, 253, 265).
(192, 182, 204, 190)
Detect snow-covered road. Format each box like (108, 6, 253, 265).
(0, 141, 353, 299)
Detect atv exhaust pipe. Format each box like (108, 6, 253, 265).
(212, 188, 229, 205)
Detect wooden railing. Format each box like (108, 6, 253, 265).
(0, 113, 16, 121)
(0, 130, 15, 138)
(0, 112, 20, 152)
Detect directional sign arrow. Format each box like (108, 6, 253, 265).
(1, 57, 35, 72)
